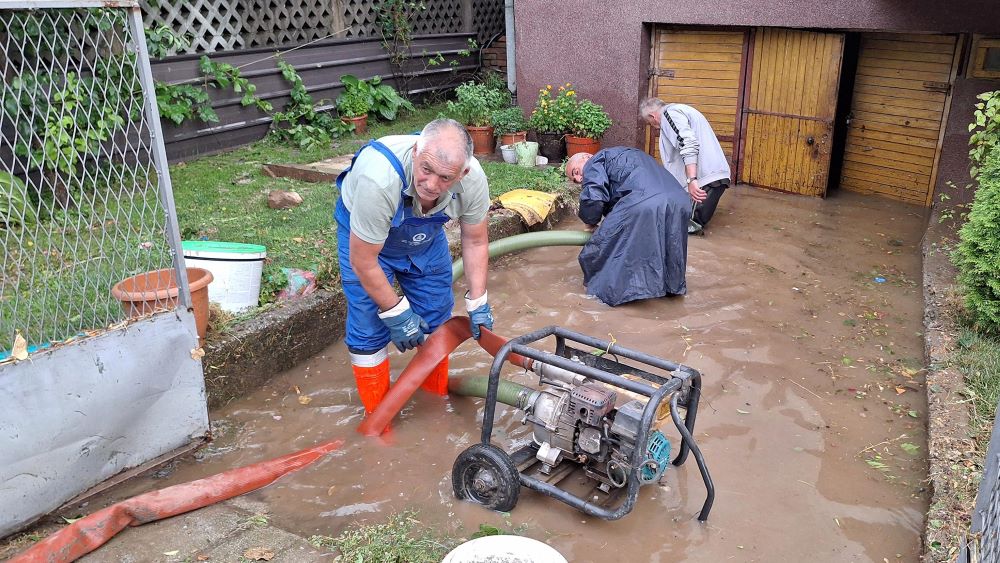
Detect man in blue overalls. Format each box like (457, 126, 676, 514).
(335, 118, 494, 417)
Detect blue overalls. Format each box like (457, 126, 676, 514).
(335, 140, 455, 353)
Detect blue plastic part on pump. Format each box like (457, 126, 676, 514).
(641, 430, 672, 483)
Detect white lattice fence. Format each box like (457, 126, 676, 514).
(142, 0, 494, 54)
(340, 0, 378, 38)
(411, 0, 464, 35)
(472, 0, 503, 43)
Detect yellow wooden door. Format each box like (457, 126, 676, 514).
(841, 33, 959, 206)
(741, 29, 845, 196)
(646, 28, 747, 169)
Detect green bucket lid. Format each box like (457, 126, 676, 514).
(182, 240, 267, 255)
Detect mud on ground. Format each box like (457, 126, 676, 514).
(41, 186, 938, 563)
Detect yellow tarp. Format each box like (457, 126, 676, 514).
(496, 189, 559, 226)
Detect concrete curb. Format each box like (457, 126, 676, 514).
(202, 184, 580, 409)
(921, 207, 977, 562)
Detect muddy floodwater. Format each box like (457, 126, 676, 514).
(95, 187, 930, 562)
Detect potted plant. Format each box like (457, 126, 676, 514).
(567, 99, 612, 157)
(491, 106, 528, 147)
(528, 83, 577, 162)
(446, 81, 509, 155)
(337, 75, 374, 134)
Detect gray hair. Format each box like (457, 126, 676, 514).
(639, 97, 666, 118)
(417, 118, 474, 166)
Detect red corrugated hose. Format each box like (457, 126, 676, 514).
(12, 317, 525, 561)
(357, 316, 532, 437)
(10, 440, 343, 563)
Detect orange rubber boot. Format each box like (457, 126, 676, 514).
(421, 356, 450, 396)
(351, 350, 390, 415)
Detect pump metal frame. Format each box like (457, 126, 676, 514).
(482, 326, 715, 521)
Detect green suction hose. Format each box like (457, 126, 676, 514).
(448, 375, 537, 410)
(452, 230, 592, 281)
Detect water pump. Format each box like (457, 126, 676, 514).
(451, 326, 714, 521)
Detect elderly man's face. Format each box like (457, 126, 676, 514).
(643, 111, 660, 129)
(412, 142, 468, 207)
(567, 153, 592, 183)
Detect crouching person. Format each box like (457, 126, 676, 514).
(565, 147, 691, 306)
(335, 119, 494, 417)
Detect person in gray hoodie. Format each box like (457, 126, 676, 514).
(640, 97, 731, 234)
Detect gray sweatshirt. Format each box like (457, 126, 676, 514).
(657, 103, 731, 187)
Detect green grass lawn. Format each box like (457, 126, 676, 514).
(170, 103, 572, 300)
(1, 103, 571, 351)
(954, 326, 1000, 436)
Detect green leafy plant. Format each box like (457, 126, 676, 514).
(144, 25, 189, 59)
(271, 59, 352, 148)
(336, 88, 371, 119)
(308, 510, 453, 563)
(0, 171, 37, 228)
(970, 90, 1000, 179)
(155, 82, 218, 125)
(377, 0, 427, 67)
(446, 81, 508, 127)
(199, 56, 272, 113)
(528, 83, 577, 134)
(570, 99, 612, 139)
(490, 106, 527, 135)
(954, 144, 1000, 334)
(337, 74, 413, 120)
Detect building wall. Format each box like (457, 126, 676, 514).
(483, 35, 508, 75)
(513, 0, 1000, 197)
(937, 78, 999, 205)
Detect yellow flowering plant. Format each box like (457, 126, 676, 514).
(528, 83, 578, 134)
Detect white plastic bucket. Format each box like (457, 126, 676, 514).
(442, 535, 567, 563)
(182, 241, 266, 313)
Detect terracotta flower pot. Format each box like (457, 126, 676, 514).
(566, 134, 601, 157)
(111, 267, 214, 345)
(342, 114, 368, 135)
(500, 131, 527, 146)
(468, 125, 496, 156)
(536, 132, 566, 162)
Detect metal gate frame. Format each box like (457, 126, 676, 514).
(0, 0, 208, 537)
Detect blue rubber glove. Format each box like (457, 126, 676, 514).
(466, 291, 494, 340)
(378, 297, 430, 352)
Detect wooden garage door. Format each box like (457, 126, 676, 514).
(740, 29, 845, 196)
(646, 28, 747, 168)
(841, 33, 959, 206)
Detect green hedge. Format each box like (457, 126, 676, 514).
(956, 144, 1000, 333)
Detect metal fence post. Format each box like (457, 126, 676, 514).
(127, 5, 191, 308)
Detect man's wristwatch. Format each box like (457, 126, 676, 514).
(685, 176, 697, 185)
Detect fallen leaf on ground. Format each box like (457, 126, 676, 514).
(895, 386, 906, 395)
(12, 331, 28, 361)
(298, 395, 312, 405)
(163, 551, 179, 556)
(736, 409, 750, 415)
(327, 485, 336, 496)
(197, 556, 210, 561)
(191, 348, 205, 360)
(243, 547, 275, 561)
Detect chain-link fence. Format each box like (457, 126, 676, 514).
(961, 402, 1000, 562)
(1, 2, 189, 358)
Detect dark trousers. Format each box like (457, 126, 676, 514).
(693, 179, 729, 227)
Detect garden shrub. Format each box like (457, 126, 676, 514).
(969, 90, 1000, 179)
(955, 144, 1000, 333)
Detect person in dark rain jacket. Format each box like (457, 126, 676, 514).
(565, 147, 691, 306)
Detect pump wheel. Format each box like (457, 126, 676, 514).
(452, 443, 520, 512)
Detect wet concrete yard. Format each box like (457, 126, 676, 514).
(97, 186, 929, 562)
